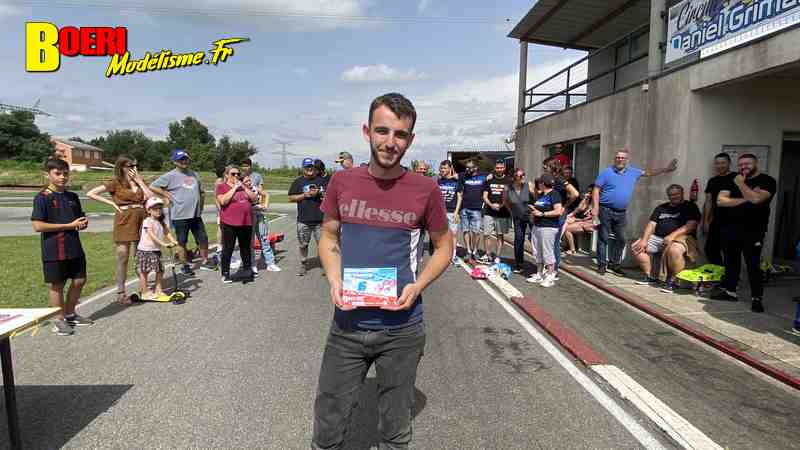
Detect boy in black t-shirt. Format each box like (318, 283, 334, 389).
(31, 159, 94, 336)
(712, 154, 777, 312)
(631, 185, 701, 292)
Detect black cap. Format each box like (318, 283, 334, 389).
(540, 173, 556, 186)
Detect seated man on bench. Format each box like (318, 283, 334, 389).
(632, 184, 701, 293)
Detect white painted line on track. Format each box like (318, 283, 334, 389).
(592, 365, 722, 450)
(491, 242, 724, 449)
(454, 259, 667, 450)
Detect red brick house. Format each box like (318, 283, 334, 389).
(51, 138, 107, 172)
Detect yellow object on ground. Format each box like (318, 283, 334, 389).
(676, 264, 725, 283)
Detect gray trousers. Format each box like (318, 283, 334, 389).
(312, 321, 425, 449)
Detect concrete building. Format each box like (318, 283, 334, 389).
(51, 138, 107, 172)
(510, 0, 800, 263)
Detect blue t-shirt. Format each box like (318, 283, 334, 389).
(438, 177, 459, 212)
(458, 173, 488, 210)
(594, 166, 644, 210)
(320, 167, 449, 331)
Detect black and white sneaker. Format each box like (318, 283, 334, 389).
(51, 319, 74, 336)
(711, 289, 738, 302)
(609, 264, 627, 277)
(635, 276, 658, 286)
(222, 275, 233, 284)
(180, 264, 196, 277)
(751, 297, 765, 313)
(659, 279, 677, 294)
(65, 314, 94, 327)
(200, 260, 218, 271)
(297, 262, 307, 277)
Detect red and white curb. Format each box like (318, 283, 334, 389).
(456, 258, 722, 450)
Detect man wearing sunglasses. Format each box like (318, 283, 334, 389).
(150, 149, 216, 276)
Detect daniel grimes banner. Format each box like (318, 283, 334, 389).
(665, 0, 800, 64)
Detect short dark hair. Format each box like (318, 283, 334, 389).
(714, 152, 731, 161)
(666, 184, 684, 194)
(440, 160, 452, 167)
(368, 93, 417, 132)
(738, 153, 758, 161)
(44, 157, 69, 173)
(241, 158, 253, 166)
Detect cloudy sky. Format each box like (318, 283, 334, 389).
(1, 0, 584, 168)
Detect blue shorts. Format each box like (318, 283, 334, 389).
(459, 209, 482, 234)
(172, 217, 209, 247)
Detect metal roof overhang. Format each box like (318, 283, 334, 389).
(509, 0, 651, 50)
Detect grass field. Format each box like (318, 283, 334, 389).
(0, 199, 118, 213)
(0, 193, 291, 213)
(0, 162, 296, 192)
(0, 214, 279, 308)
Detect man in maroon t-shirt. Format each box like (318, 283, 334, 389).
(311, 93, 452, 449)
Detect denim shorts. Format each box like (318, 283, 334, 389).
(172, 217, 209, 247)
(446, 212, 459, 233)
(459, 209, 482, 233)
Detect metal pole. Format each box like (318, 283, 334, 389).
(565, 67, 571, 109)
(1, 338, 21, 450)
(648, 0, 667, 77)
(517, 41, 528, 128)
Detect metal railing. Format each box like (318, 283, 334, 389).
(523, 23, 650, 120)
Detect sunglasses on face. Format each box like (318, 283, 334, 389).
(127, 164, 138, 168)
(230, 172, 241, 177)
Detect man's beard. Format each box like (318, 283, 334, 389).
(370, 140, 405, 170)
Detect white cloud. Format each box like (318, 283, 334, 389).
(292, 67, 310, 77)
(30, 0, 371, 31)
(0, 3, 20, 20)
(418, 0, 430, 13)
(341, 64, 429, 83)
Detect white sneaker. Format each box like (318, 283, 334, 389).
(540, 272, 556, 287)
(526, 273, 544, 284)
(251, 265, 259, 274)
(266, 264, 282, 272)
(494, 257, 500, 264)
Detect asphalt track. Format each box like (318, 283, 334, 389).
(0, 212, 682, 449)
(502, 264, 800, 450)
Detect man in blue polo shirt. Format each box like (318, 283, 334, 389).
(591, 148, 677, 275)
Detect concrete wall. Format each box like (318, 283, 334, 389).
(516, 29, 800, 263)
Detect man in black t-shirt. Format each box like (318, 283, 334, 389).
(712, 154, 777, 312)
(702, 152, 735, 265)
(454, 159, 488, 263)
(288, 158, 329, 276)
(482, 160, 511, 263)
(631, 184, 701, 292)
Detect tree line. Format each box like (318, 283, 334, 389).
(0, 111, 259, 173)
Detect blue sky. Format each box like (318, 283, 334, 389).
(1, 0, 584, 168)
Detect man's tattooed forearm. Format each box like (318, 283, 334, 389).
(330, 245, 341, 255)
